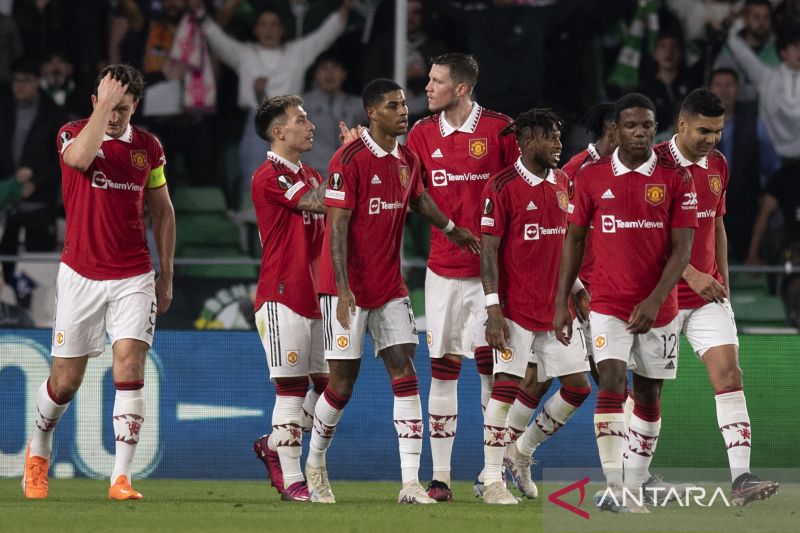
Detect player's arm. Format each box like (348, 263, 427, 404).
(408, 191, 480, 254)
(480, 233, 509, 351)
(62, 73, 128, 172)
(554, 223, 588, 345)
(295, 185, 326, 214)
(746, 193, 778, 266)
(627, 227, 694, 334)
(715, 217, 731, 296)
(329, 206, 355, 328)
(146, 182, 176, 315)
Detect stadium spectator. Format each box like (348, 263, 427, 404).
(301, 53, 364, 174)
(0, 12, 22, 84)
(22, 64, 175, 501)
(0, 57, 65, 304)
(190, 0, 353, 204)
(247, 95, 329, 502)
(404, 52, 518, 502)
(40, 50, 91, 119)
(708, 67, 781, 261)
(307, 78, 477, 504)
(657, 88, 778, 505)
(714, 0, 779, 103)
(554, 93, 697, 512)
(479, 108, 591, 505)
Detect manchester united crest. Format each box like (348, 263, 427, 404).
(469, 138, 487, 159)
(130, 150, 147, 170)
(594, 334, 607, 351)
(336, 334, 350, 350)
(499, 347, 514, 362)
(645, 184, 665, 206)
(708, 174, 722, 195)
(55, 330, 65, 347)
(286, 350, 299, 366)
(399, 165, 410, 187)
(557, 191, 569, 212)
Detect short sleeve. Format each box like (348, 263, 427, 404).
(717, 158, 729, 217)
(57, 122, 81, 156)
(149, 134, 167, 170)
(253, 167, 309, 210)
(670, 167, 699, 228)
(324, 150, 355, 210)
(410, 153, 424, 200)
(567, 168, 593, 228)
(405, 127, 429, 187)
(501, 130, 520, 167)
(480, 179, 505, 237)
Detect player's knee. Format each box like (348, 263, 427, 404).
(520, 375, 550, 398)
(559, 372, 590, 390)
(712, 365, 743, 393)
(48, 375, 81, 402)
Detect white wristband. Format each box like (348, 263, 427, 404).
(571, 278, 585, 296)
(485, 293, 500, 307)
(442, 219, 455, 234)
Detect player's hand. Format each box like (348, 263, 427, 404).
(553, 301, 573, 346)
(627, 296, 660, 334)
(485, 308, 509, 351)
(685, 269, 728, 303)
(445, 226, 480, 255)
(339, 121, 364, 145)
(95, 72, 129, 110)
(336, 288, 356, 329)
(154, 273, 173, 315)
(572, 289, 590, 323)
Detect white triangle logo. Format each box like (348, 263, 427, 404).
(371, 174, 382, 185)
(432, 148, 443, 158)
(601, 189, 615, 199)
(527, 201, 537, 211)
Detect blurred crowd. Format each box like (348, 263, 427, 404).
(1, 0, 800, 323)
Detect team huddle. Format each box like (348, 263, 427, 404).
(22, 55, 778, 511)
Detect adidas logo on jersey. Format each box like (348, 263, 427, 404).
(665, 360, 675, 370)
(432, 148, 443, 158)
(601, 189, 615, 199)
(371, 174, 382, 185)
(527, 201, 537, 211)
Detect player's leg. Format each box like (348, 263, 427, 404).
(25, 263, 106, 499)
(301, 373, 329, 432)
(506, 365, 550, 447)
(303, 320, 335, 503)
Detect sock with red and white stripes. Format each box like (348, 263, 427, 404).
(307, 387, 350, 468)
(428, 357, 461, 485)
(716, 388, 752, 481)
(393, 376, 423, 484)
(301, 376, 328, 432)
(505, 388, 540, 445)
(30, 379, 70, 458)
(111, 381, 145, 484)
(624, 400, 661, 491)
(272, 378, 308, 486)
(483, 380, 517, 485)
(474, 346, 494, 413)
(594, 390, 626, 487)
(517, 385, 591, 457)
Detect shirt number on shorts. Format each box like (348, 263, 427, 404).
(660, 333, 677, 359)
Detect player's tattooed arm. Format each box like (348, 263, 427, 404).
(329, 206, 356, 328)
(409, 191, 480, 254)
(554, 223, 588, 345)
(481, 233, 509, 351)
(296, 185, 327, 214)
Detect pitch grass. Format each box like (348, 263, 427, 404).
(1, 480, 797, 533)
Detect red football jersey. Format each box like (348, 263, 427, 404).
(406, 104, 518, 278)
(253, 152, 325, 318)
(568, 149, 698, 327)
(58, 121, 166, 280)
(656, 138, 729, 310)
(481, 160, 572, 331)
(562, 144, 601, 293)
(317, 130, 424, 309)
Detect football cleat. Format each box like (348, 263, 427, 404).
(426, 480, 453, 502)
(642, 474, 695, 505)
(482, 481, 518, 505)
(22, 444, 49, 499)
(253, 435, 284, 494)
(731, 473, 779, 506)
(281, 481, 311, 502)
(504, 442, 538, 499)
(398, 480, 437, 504)
(305, 464, 335, 503)
(108, 475, 143, 500)
(473, 480, 485, 498)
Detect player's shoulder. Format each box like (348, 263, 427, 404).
(398, 143, 420, 164)
(487, 164, 519, 193)
(562, 149, 590, 176)
(478, 106, 513, 127)
(707, 148, 728, 168)
(655, 148, 682, 171)
(579, 154, 612, 175)
(552, 167, 570, 186)
(653, 140, 673, 159)
(408, 113, 439, 135)
(59, 118, 88, 134)
(332, 137, 368, 166)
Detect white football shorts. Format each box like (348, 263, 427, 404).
(254, 301, 327, 380)
(677, 300, 739, 357)
(424, 269, 487, 358)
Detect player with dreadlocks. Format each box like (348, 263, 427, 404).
(477, 108, 592, 504)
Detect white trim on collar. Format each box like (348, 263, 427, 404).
(267, 151, 301, 173)
(587, 143, 600, 161)
(103, 124, 132, 143)
(611, 147, 657, 176)
(439, 103, 482, 137)
(668, 135, 708, 169)
(514, 157, 556, 187)
(361, 129, 400, 159)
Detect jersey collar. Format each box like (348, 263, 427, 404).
(439, 103, 482, 137)
(361, 129, 399, 159)
(267, 151, 301, 173)
(515, 157, 556, 187)
(587, 143, 600, 161)
(669, 135, 708, 169)
(103, 124, 132, 143)
(611, 147, 657, 176)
